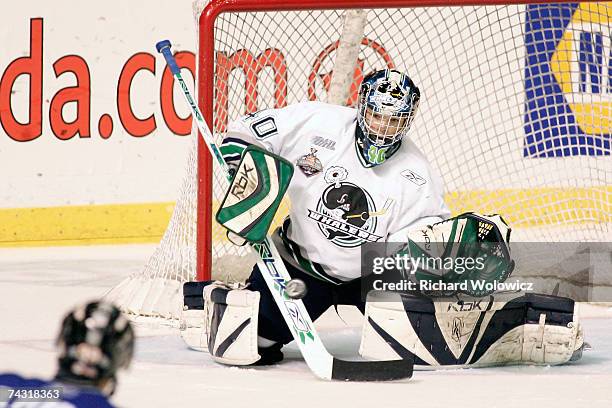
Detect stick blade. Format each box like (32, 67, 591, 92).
(331, 358, 414, 381)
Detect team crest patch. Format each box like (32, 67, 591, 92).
(307, 166, 385, 248)
(296, 148, 323, 177)
(401, 169, 427, 186)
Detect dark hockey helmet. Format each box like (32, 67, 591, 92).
(56, 301, 134, 388)
(356, 69, 420, 166)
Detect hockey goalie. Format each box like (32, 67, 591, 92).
(181, 69, 584, 368)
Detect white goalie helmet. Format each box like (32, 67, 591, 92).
(356, 69, 420, 166)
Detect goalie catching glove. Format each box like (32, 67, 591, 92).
(216, 145, 294, 244)
(399, 212, 514, 296)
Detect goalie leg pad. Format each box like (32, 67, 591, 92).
(180, 281, 215, 352)
(359, 291, 583, 368)
(205, 283, 261, 365)
(179, 281, 261, 365)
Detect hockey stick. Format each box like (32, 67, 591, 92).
(156, 40, 413, 381)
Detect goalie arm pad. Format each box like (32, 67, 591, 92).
(398, 212, 514, 296)
(216, 145, 294, 244)
(359, 291, 584, 368)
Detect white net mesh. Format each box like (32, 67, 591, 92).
(108, 1, 611, 321)
(105, 135, 198, 320)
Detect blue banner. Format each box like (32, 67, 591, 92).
(524, 2, 611, 157)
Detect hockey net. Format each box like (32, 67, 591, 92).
(107, 0, 611, 321)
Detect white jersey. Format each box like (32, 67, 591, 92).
(221, 101, 450, 282)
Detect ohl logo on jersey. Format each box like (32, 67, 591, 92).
(307, 166, 383, 247)
(524, 2, 611, 157)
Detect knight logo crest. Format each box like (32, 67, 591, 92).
(296, 148, 323, 177)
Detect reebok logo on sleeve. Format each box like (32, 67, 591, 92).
(400, 169, 427, 186)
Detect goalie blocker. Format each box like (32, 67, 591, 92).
(360, 291, 584, 367)
(216, 145, 294, 244)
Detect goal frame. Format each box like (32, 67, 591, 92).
(196, 0, 590, 281)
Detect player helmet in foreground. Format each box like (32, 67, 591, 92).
(56, 301, 134, 396)
(356, 69, 420, 166)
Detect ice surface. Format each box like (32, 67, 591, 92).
(1, 245, 611, 408)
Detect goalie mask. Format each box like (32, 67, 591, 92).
(356, 69, 420, 166)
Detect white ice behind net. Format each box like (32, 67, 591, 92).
(108, 3, 611, 321)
